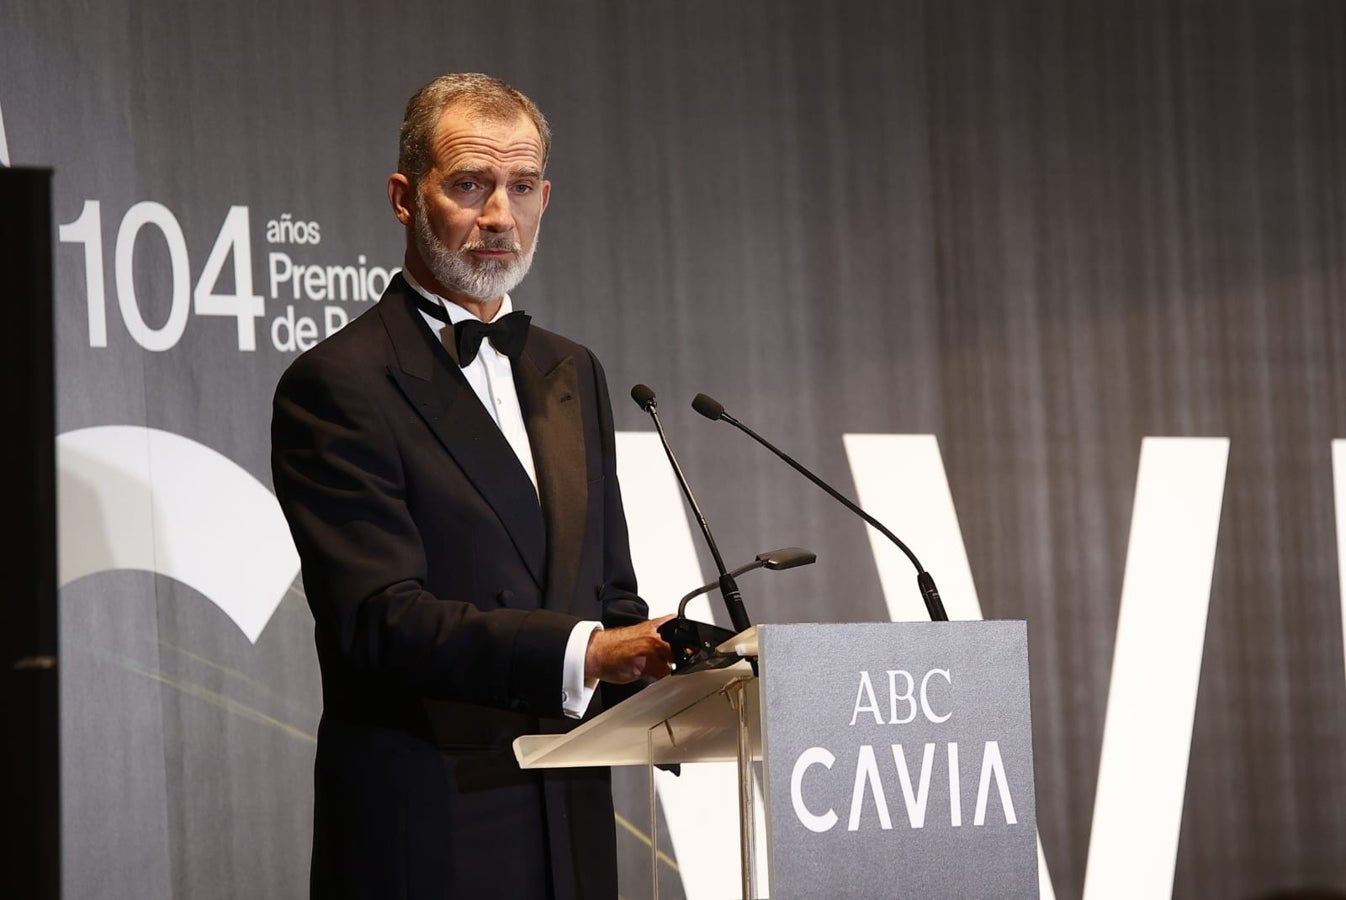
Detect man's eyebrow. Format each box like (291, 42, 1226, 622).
(444, 165, 542, 180)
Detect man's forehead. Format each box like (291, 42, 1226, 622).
(430, 106, 544, 171)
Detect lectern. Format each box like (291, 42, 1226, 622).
(515, 621, 1039, 899)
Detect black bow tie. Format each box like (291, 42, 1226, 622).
(452, 313, 531, 366)
(410, 291, 531, 366)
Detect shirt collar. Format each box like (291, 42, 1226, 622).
(402, 268, 514, 326)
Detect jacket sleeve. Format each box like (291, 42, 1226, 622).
(586, 351, 656, 711)
(588, 350, 648, 630)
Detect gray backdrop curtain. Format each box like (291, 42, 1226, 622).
(3, 0, 1344, 896)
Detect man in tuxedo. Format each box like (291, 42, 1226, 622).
(271, 73, 672, 899)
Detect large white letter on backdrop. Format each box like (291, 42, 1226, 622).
(845, 433, 1232, 900)
(1334, 440, 1346, 689)
(1082, 437, 1229, 899)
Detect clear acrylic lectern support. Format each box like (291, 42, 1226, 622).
(642, 669, 759, 900)
(515, 627, 765, 899)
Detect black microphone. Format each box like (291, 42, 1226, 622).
(677, 547, 815, 618)
(692, 393, 949, 622)
(630, 385, 753, 639)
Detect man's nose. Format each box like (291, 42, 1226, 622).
(477, 186, 515, 233)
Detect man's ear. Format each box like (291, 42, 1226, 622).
(540, 180, 551, 216)
(388, 173, 414, 226)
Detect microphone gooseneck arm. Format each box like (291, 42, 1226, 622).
(631, 386, 753, 634)
(677, 547, 816, 617)
(692, 393, 948, 623)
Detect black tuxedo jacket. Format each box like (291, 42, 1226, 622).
(271, 274, 647, 899)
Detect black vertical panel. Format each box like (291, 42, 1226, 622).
(0, 167, 59, 899)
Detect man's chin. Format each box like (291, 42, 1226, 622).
(445, 272, 525, 303)
(418, 239, 533, 303)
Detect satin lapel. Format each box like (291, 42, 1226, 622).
(379, 280, 547, 589)
(515, 338, 585, 611)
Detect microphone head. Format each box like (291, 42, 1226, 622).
(756, 547, 817, 571)
(692, 393, 725, 421)
(630, 383, 657, 411)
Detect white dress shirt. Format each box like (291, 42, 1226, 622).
(404, 271, 601, 719)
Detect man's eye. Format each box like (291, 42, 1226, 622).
(511, 183, 533, 194)
(456, 181, 478, 192)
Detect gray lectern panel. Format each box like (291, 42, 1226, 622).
(759, 621, 1038, 899)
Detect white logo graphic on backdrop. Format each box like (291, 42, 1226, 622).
(57, 426, 300, 643)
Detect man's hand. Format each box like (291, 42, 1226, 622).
(585, 615, 676, 683)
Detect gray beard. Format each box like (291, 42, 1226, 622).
(413, 201, 537, 303)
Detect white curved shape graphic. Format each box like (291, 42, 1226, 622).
(58, 425, 300, 642)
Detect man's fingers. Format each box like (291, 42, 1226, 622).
(585, 616, 679, 683)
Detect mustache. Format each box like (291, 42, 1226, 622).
(460, 239, 522, 254)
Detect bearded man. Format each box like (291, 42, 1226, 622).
(271, 73, 671, 900)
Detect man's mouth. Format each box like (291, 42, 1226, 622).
(463, 240, 520, 258)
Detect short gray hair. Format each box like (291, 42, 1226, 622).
(397, 73, 552, 184)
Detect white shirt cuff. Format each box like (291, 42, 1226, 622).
(561, 621, 603, 719)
